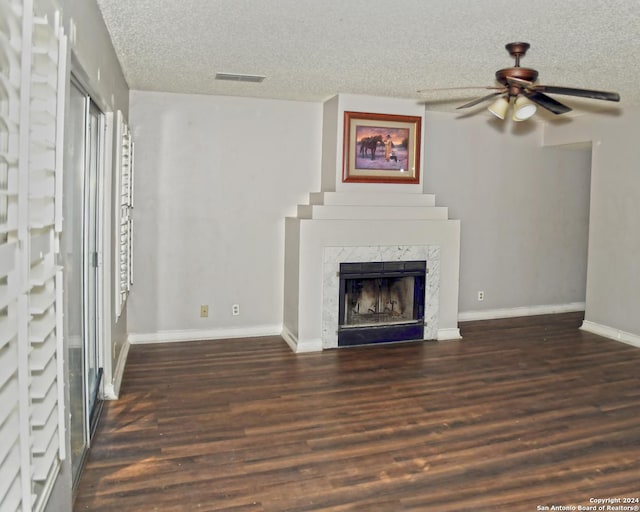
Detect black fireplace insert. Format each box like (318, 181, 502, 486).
(338, 260, 426, 347)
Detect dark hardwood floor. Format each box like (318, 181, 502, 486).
(74, 312, 640, 511)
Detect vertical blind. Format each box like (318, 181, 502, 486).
(0, 0, 67, 510)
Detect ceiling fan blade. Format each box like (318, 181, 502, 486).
(506, 77, 534, 88)
(456, 91, 506, 109)
(524, 90, 572, 115)
(417, 86, 501, 93)
(532, 85, 620, 102)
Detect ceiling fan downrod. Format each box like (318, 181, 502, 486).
(506, 42, 530, 66)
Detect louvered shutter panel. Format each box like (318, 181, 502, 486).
(127, 138, 134, 287)
(115, 111, 133, 318)
(27, 9, 66, 509)
(1, 1, 27, 509)
(0, 1, 67, 509)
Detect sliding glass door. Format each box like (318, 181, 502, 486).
(63, 79, 104, 488)
(86, 101, 102, 433)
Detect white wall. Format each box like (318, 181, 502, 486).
(128, 91, 322, 340)
(59, 0, 129, 117)
(424, 112, 592, 317)
(544, 108, 640, 344)
(129, 94, 597, 338)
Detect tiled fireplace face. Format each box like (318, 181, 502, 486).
(322, 245, 440, 349)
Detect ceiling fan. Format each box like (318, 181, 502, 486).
(424, 42, 620, 121)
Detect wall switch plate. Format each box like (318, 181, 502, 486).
(232, 304, 240, 316)
(200, 305, 209, 317)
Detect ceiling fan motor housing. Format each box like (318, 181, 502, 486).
(496, 68, 538, 96)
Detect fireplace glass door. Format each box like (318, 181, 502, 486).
(343, 276, 417, 327)
(338, 261, 426, 346)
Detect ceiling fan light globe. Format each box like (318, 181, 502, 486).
(488, 96, 509, 119)
(513, 95, 537, 121)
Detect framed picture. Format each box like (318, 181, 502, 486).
(342, 111, 422, 184)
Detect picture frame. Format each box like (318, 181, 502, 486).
(342, 111, 422, 184)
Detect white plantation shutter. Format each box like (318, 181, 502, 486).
(0, 0, 67, 510)
(115, 111, 133, 318)
(1, 1, 27, 509)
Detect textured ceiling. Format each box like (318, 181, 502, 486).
(95, 0, 639, 116)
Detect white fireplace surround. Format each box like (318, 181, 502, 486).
(322, 245, 440, 348)
(282, 191, 461, 353)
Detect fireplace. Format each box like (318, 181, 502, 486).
(281, 95, 460, 353)
(338, 261, 426, 346)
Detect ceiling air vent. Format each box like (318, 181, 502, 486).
(215, 72, 266, 83)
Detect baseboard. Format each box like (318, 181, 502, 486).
(437, 328, 462, 341)
(281, 326, 323, 353)
(458, 302, 585, 322)
(103, 340, 130, 400)
(580, 320, 640, 348)
(129, 324, 283, 344)
(281, 325, 298, 352)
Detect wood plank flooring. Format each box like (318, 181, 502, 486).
(74, 313, 640, 511)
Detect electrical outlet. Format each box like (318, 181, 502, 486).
(200, 305, 209, 317)
(477, 291, 485, 301)
(232, 304, 240, 316)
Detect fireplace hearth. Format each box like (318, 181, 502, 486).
(338, 261, 426, 346)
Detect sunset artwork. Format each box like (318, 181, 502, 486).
(354, 125, 410, 171)
(343, 111, 421, 184)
